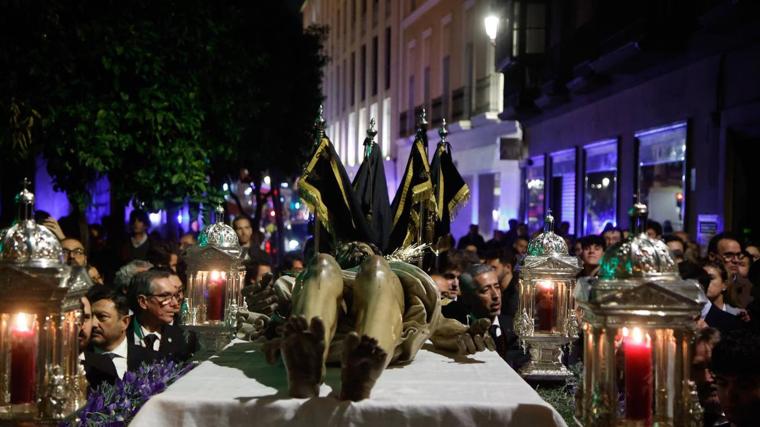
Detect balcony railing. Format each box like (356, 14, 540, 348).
(450, 86, 469, 122)
(474, 73, 504, 116)
(430, 96, 443, 128)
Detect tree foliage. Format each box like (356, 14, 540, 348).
(0, 0, 326, 218)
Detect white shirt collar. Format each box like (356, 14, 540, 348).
(492, 316, 502, 337)
(109, 336, 129, 359)
(131, 233, 148, 248)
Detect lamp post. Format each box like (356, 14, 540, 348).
(0, 181, 91, 421)
(183, 206, 246, 355)
(574, 202, 706, 426)
(513, 211, 581, 381)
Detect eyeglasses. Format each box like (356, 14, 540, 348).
(63, 248, 85, 257)
(144, 292, 182, 305)
(720, 252, 746, 262)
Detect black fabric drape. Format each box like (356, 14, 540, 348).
(299, 136, 373, 250)
(352, 140, 392, 252)
(387, 133, 436, 253)
(429, 139, 470, 245)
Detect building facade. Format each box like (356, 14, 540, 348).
(302, 0, 523, 241)
(493, 0, 760, 244)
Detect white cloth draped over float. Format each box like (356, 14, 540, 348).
(130, 340, 567, 427)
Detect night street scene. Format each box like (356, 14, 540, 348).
(1, 0, 760, 426)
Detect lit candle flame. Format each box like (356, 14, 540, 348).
(629, 327, 651, 347)
(12, 313, 31, 333)
(210, 270, 220, 280)
(537, 280, 554, 290)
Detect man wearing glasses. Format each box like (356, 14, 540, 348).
(708, 232, 746, 277)
(62, 238, 105, 285)
(127, 270, 198, 362)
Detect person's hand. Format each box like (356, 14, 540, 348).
(236, 307, 270, 341)
(242, 273, 280, 316)
(738, 309, 751, 323)
(696, 318, 708, 329)
(431, 317, 496, 355)
(42, 217, 65, 241)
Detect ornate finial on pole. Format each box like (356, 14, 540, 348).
(629, 194, 648, 235)
(363, 117, 378, 159)
(215, 205, 226, 224)
(314, 105, 326, 140)
(366, 117, 377, 140)
(438, 118, 449, 144)
(544, 209, 554, 233)
(416, 108, 428, 133)
(16, 177, 35, 220)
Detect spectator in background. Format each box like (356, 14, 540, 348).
(710, 329, 760, 427)
(691, 327, 723, 426)
(246, 257, 273, 286)
(127, 270, 198, 362)
(557, 221, 571, 238)
(602, 227, 624, 248)
(700, 262, 748, 332)
(503, 219, 519, 247)
(579, 235, 605, 278)
(62, 237, 104, 285)
(708, 232, 745, 277)
(122, 210, 151, 263)
(179, 233, 196, 251)
(483, 249, 519, 340)
(732, 251, 754, 309)
(81, 286, 157, 389)
(460, 264, 526, 369)
(483, 248, 516, 293)
(280, 254, 304, 274)
(513, 236, 529, 258)
(745, 242, 760, 263)
(147, 241, 179, 273)
(674, 230, 700, 264)
(79, 296, 93, 353)
(664, 235, 686, 264)
(457, 224, 486, 252)
(485, 230, 505, 252)
(114, 260, 153, 294)
(646, 220, 663, 240)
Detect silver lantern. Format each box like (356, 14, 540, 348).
(0, 182, 91, 421)
(513, 211, 581, 381)
(182, 206, 245, 354)
(574, 201, 707, 426)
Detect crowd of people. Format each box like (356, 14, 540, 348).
(442, 220, 760, 427)
(20, 206, 760, 425)
(29, 209, 304, 393)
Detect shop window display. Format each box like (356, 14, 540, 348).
(583, 140, 618, 236)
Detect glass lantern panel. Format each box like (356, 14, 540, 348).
(533, 279, 558, 333)
(3, 312, 39, 407)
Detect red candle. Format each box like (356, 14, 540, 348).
(10, 313, 36, 404)
(535, 281, 555, 332)
(624, 327, 653, 424)
(206, 272, 225, 321)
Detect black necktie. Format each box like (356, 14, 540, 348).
(489, 324, 507, 356)
(104, 352, 120, 360)
(144, 334, 159, 350)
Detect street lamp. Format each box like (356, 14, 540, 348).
(484, 14, 499, 44)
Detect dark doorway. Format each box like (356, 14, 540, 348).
(727, 129, 760, 243)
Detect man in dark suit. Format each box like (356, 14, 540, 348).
(127, 269, 199, 362)
(460, 264, 527, 370)
(82, 286, 158, 388)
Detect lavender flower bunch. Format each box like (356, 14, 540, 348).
(63, 359, 195, 427)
